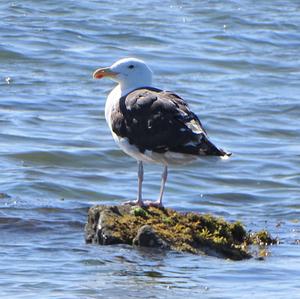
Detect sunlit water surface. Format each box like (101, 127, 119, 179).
(1, 1, 300, 298)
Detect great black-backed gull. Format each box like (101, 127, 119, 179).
(93, 57, 231, 207)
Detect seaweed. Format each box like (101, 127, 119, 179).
(85, 205, 277, 260)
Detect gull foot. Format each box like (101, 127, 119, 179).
(123, 200, 164, 208)
(143, 200, 164, 208)
(123, 200, 145, 207)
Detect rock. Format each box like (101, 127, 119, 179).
(133, 225, 170, 249)
(85, 205, 132, 245)
(85, 204, 277, 260)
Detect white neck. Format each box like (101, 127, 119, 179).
(119, 77, 152, 97)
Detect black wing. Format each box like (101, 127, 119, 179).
(111, 87, 228, 156)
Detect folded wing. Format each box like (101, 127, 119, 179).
(111, 87, 229, 157)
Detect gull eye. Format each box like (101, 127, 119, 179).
(128, 65, 134, 69)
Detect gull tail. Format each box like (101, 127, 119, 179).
(198, 136, 232, 157)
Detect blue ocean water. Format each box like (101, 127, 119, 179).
(1, 0, 300, 298)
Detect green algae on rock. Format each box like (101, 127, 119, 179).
(85, 205, 276, 260)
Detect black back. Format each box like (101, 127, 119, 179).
(111, 87, 228, 156)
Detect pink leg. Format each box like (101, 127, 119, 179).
(124, 161, 145, 206)
(144, 165, 168, 208)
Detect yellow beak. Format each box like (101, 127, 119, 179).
(93, 67, 118, 79)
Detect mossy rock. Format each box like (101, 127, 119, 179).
(85, 205, 277, 260)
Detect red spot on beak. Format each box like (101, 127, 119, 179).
(93, 67, 118, 79)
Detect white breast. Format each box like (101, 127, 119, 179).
(105, 85, 121, 130)
(105, 86, 152, 162)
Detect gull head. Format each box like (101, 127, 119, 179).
(93, 57, 153, 92)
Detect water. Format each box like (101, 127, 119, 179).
(1, 0, 300, 298)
